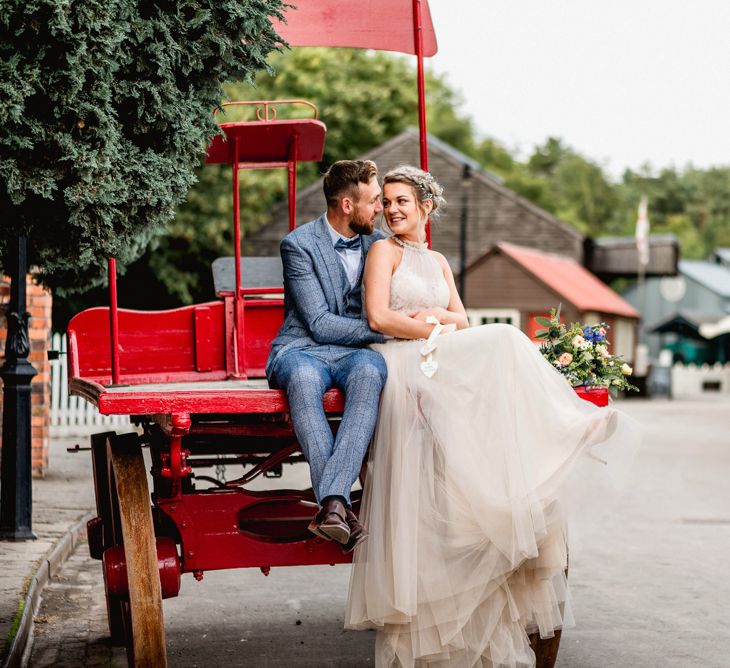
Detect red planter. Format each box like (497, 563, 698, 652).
(573, 385, 609, 407)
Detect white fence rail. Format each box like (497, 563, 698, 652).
(670, 362, 730, 399)
(50, 333, 129, 436)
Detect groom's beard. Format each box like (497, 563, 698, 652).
(349, 209, 376, 236)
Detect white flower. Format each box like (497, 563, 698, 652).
(596, 344, 609, 358)
(571, 335, 589, 350)
(621, 363, 633, 375)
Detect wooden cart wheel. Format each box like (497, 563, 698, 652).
(107, 433, 168, 668)
(89, 431, 127, 645)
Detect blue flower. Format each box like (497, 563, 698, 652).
(582, 326, 594, 340)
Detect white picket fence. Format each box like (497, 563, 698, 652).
(50, 333, 129, 436)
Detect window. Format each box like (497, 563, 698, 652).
(466, 309, 521, 328)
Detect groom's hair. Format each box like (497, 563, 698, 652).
(323, 160, 378, 208)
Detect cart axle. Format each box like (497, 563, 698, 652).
(103, 536, 181, 600)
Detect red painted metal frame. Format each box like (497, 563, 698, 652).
(288, 133, 298, 232)
(107, 258, 121, 385)
(70, 377, 344, 417)
(231, 135, 243, 378)
(413, 0, 429, 174)
(204, 101, 326, 377)
(411, 0, 432, 246)
(156, 491, 353, 573)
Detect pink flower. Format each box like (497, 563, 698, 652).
(557, 352, 573, 366)
(599, 327, 607, 336)
(597, 344, 609, 358)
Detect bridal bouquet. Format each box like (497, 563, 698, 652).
(535, 307, 638, 393)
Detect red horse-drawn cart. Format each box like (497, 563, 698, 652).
(66, 3, 606, 665)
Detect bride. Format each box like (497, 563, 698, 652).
(345, 166, 634, 667)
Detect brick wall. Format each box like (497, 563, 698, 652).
(0, 275, 52, 475)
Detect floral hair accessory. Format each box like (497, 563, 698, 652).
(415, 173, 434, 199)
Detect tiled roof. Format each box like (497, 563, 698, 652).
(680, 260, 730, 299)
(649, 309, 724, 332)
(496, 243, 640, 318)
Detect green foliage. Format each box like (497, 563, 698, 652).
(0, 0, 285, 295)
(474, 137, 515, 176)
(608, 165, 730, 258)
(536, 306, 638, 394)
(475, 135, 730, 261)
(524, 138, 618, 234)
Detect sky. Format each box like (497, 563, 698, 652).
(427, 0, 730, 178)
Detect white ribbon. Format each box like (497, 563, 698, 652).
(420, 316, 456, 378)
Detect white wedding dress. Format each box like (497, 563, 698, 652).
(346, 240, 635, 667)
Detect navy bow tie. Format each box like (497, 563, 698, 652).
(334, 236, 361, 252)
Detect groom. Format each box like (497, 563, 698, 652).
(266, 159, 388, 553)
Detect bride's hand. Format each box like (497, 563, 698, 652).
(409, 307, 449, 323)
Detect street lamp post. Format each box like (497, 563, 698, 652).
(0, 236, 38, 540)
(458, 163, 473, 299)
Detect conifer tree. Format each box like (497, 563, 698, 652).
(0, 0, 285, 294)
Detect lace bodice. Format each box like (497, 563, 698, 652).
(388, 239, 450, 314)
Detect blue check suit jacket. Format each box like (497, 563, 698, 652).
(266, 214, 386, 384)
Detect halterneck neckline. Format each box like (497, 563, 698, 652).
(391, 235, 429, 253)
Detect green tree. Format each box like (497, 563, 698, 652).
(525, 138, 617, 235)
(0, 0, 285, 297)
(612, 165, 730, 259)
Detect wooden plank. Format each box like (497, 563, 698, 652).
(109, 434, 167, 667)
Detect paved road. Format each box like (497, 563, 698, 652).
(29, 398, 730, 667)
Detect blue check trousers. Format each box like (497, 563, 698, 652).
(271, 346, 387, 506)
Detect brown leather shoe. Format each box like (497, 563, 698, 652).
(315, 498, 350, 544)
(307, 507, 331, 541)
(340, 509, 368, 554)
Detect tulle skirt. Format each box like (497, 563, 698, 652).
(345, 324, 636, 667)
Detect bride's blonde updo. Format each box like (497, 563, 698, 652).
(382, 166, 446, 219)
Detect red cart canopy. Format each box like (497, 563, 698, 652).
(274, 0, 438, 56)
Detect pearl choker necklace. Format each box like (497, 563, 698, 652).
(391, 236, 429, 253)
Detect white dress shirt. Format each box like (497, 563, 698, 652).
(326, 217, 362, 288)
